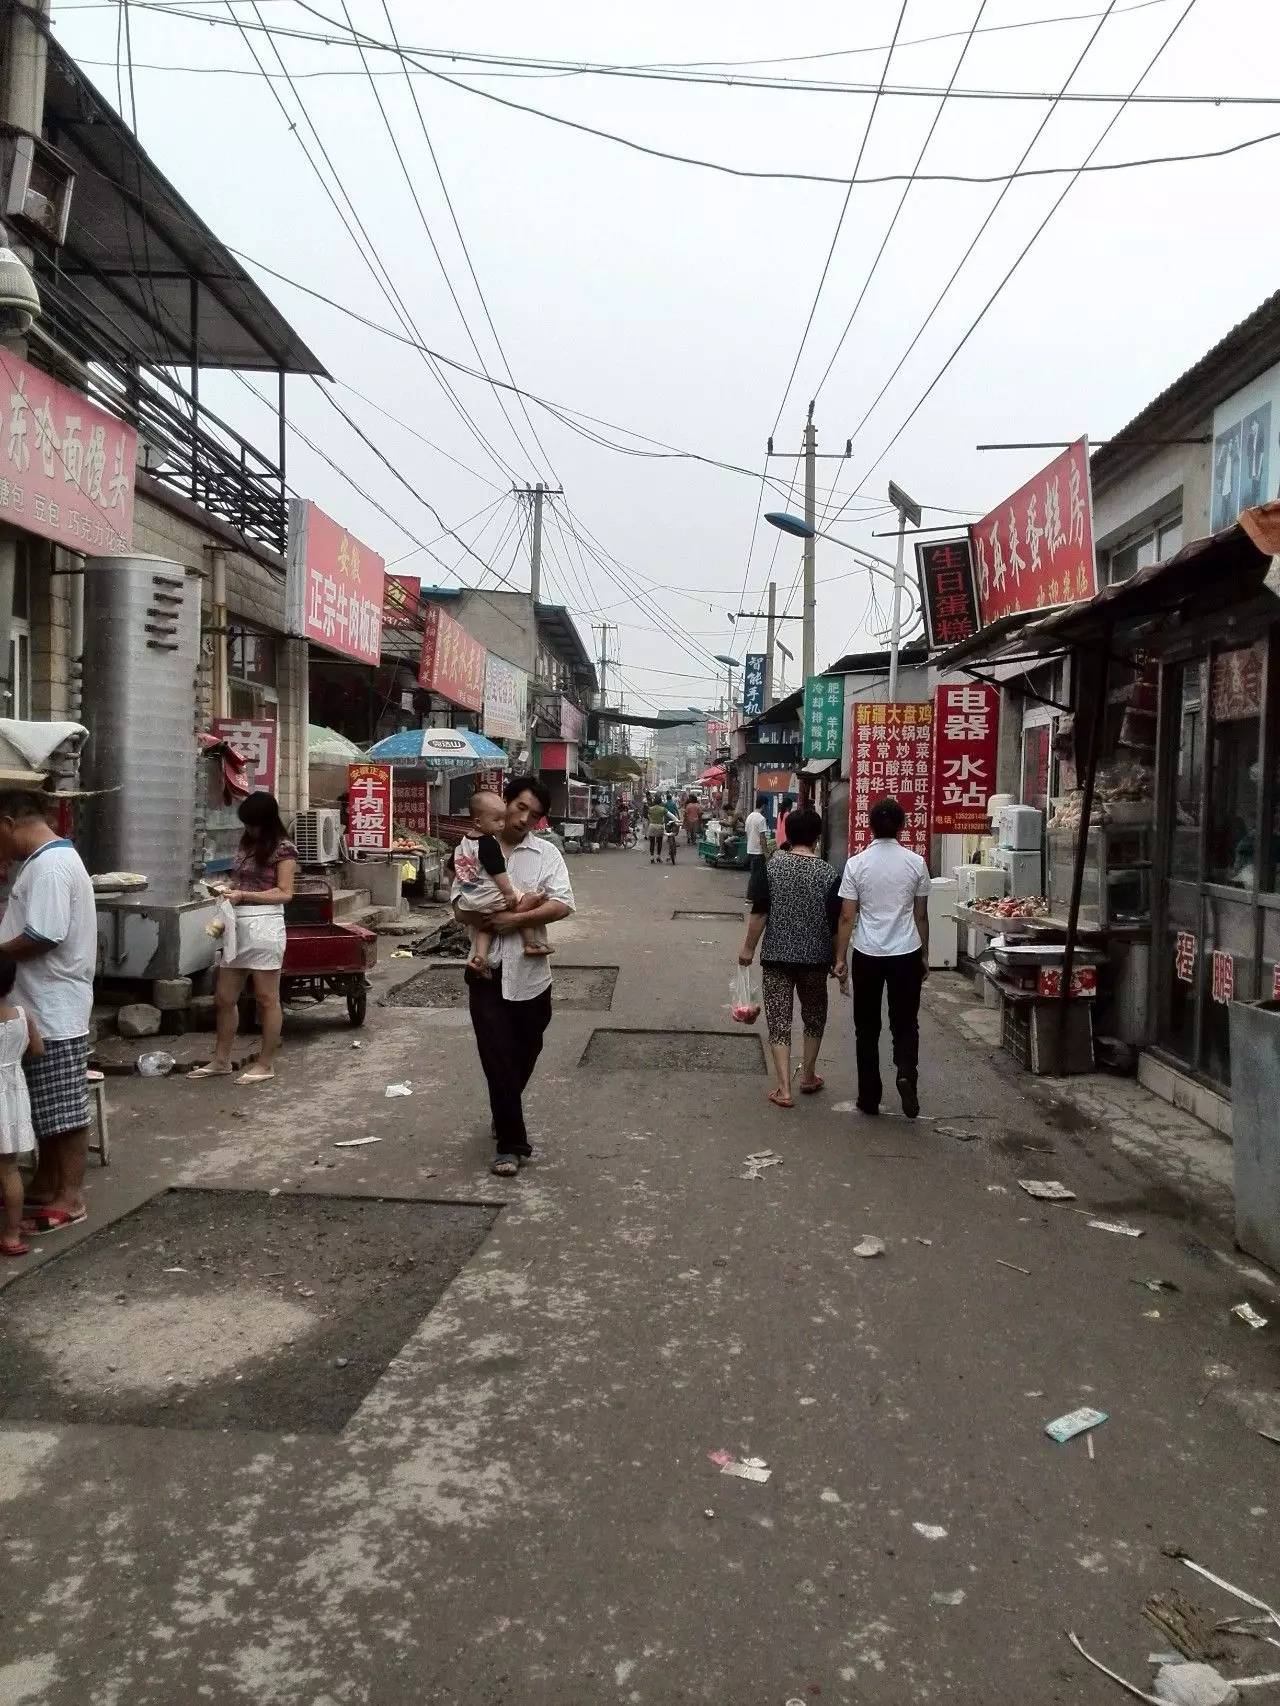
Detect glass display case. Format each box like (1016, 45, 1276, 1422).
(1047, 825, 1152, 929)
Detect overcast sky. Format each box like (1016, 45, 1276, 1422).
(51, 0, 1280, 718)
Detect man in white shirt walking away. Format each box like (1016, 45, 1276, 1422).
(0, 790, 97, 1230)
(744, 793, 769, 897)
(833, 797, 932, 1119)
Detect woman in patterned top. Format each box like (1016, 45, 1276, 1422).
(192, 792, 298, 1085)
(738, 807, 841, 1108)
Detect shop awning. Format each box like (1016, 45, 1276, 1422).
(800, 757, 837, 778)
(699, 764, 726, 784)
(936, 505, 1280, 673)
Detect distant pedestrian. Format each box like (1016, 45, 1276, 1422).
(739, 808, 840, 1108)
(646, 796, 666, 863)
(0, 789, 96, 1233)
(664, 802, 680, 864)
(744, 793, 769, 895)
(455, 776, 575, 1177)
(683, 794, 702, 845)
(833, 797, 931, 1119)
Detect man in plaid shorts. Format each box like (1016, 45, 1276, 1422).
(0, 790, 96, 1232)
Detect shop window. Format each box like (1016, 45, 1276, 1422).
(228, 623, 277, 689)
(1107, 511, 1183, 586)
(1206, 643, 1263, 888)
(1159, 920, 1199, 1064)
(1167, 659, 1205, 881)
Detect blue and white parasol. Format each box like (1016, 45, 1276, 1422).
(365, 727, 510, 770)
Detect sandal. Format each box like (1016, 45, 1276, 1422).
(1, 1235, 30, 1258)
(19, 1206, 86, 1235)
(767, 1088, 794, 1109)
(188, 1063, 232, 1079)
(798, 1076, 825, 1095)
(490, 1154, 520, 1177)
(236, 1067, 276, 1084)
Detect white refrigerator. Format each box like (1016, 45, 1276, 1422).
(927, 877, 958, 970)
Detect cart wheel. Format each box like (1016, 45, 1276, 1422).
(346, 990, 367, 1027)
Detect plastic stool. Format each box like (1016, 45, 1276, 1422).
(87, 1069, 109, 1167)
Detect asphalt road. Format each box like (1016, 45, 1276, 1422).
(1, 845, 1277, 1705)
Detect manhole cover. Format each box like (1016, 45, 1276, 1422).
(0, 1189, 497, 1434)
(383, 965, 618, 1011)
(579, 1028, 765, 1073)
(672, 909, 744, 921)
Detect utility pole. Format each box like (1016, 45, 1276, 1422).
(595, 621, 615, 756)
(764, 581, 776, 707)
(802, 402, 816, 684)
(513, 482, 563, 604)
(886, 480, 922, 701)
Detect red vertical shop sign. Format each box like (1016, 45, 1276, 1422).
(848, 702, 933, 859)
(969, 438, 1097, 627)
(346, 762, 393, 851)
(931, 683, 999, 833)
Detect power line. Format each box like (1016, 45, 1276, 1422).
(840, 0, 1202, 518)
(823, 0, 1129, 529)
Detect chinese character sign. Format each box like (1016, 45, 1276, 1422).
(848, 701, 934, 860)
(418, 603, 487, 711)
(286, 500, 386, 666)
(803, 674, 845, 760)
(392, 770, 430, 835)
(1210, 643, 1264, 721)
(1174, 930, 1197, 985)
(346, 762, 393, 851)
(931, 683, 999, 833)
(383, 574, 421, 629)
(743, 654, 767, 718)
(1211, 949, 1234, 1005)
(482, 653, 529, 742)
(211, 717, 277, 795)
(0, 349, 136, 555)
(969, 439, 1097, 626)
(916, 537, 979, 650)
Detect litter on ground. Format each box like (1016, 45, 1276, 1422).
(912, 1522, 948, 1540)
(1089, 1219, 1146, 1237)
(334, 1137, 382, 1148)
(1019, 1179, 1077, 1201)
(1231, 1303, 1269, 1331)
(853, 1236, 885, 1259)
(741, 1149, 783, 1181)
(932, 1589, 966, 1606)
(1135, 1278, 1180, 1293)
(936, 1123, 982, 1141)
(714, 1450, 771, 1484)
(996, 1258, 1031, 1275)
(1045, 1406, 1109, 1443)
(384, 1082, 413, 1098)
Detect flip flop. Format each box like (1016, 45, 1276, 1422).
(188, 1064, 233, 1079)
(1, 1236, 30, 1258)
(236, 1067, 276, 1084)
(798, 1076, 825, 1095)
(19, 1206, 86, 1235)
(767, 1088, 794, 1109)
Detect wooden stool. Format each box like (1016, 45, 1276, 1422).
(87, 1069, 109, 1167)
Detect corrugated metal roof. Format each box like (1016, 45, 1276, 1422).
(1092, 290, 1280, 491)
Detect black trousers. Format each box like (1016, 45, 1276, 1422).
(747, 853, 767, 895)
(466, 971, 553, 1156)
(851, 949, 923, 1108)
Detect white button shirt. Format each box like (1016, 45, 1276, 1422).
(452, 831, 576, 1001)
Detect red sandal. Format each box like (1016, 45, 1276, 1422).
(767, 1088, 794, 1109)
(1, 1235, 30, 1258)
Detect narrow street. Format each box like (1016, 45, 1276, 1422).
(2, 848, 1277, 1705)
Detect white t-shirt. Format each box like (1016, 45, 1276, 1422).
(4, 839, 97, 1038)
(450, 832, 575, 1002)
(745, 811, 768, 857)
(838, 838, 932, 958)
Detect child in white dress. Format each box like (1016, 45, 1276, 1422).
(0, 950, 44, 1258)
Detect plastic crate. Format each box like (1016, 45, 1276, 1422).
(1000, 997, 1093, 1075)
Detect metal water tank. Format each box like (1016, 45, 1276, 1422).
(79, 555, 200, 901)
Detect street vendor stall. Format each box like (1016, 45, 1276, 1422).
(936, 505, 1280, 1094)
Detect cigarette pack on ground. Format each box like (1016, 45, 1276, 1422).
(1045, 1406, 1108, 1444)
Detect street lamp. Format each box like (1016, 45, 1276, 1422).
(764, 512, 921, 698)
(713, 653, 740, 720)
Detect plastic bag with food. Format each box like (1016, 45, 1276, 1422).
(730, 964, 761, 1025)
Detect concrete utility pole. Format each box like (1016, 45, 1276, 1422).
(802, 403, 816, 684)
(764, 581, 776, 707)
(513, 482, 563, 605)
(0, 0, 50, 714)
(886, 480, 922, 701)
(595, 620, 615, 755)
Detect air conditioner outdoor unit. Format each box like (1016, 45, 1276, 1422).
(293, 807, 341, 866)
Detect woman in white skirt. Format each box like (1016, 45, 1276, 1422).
(192, 793, 298, 1084)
